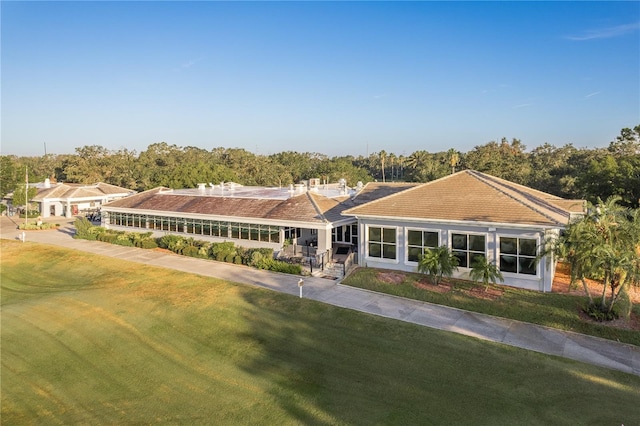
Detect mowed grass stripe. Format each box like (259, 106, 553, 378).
(1, 240, 639, 424)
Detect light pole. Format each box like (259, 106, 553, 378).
(24, 166, 28, 231)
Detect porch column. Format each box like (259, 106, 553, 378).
(65, 201, 72, 218)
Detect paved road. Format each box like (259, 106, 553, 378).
(2, 215, 639, 376)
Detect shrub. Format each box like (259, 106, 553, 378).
(140, 238, 158, 249)
(268, 260, 302, 274)
(584, 303, 619, 322)
(98, 233, 118, 244)
(233, 255, 243, 264)
(182, 246, 200, 258)
(114, 233, 134, 247)
(74, 217, 94, 239)
(246, 248, 274, 267)
(225, 253, 235, 263)
(211, 242, 237, 262)
(158, 234, 184, 251)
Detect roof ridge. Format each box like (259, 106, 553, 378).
(352, 173, 460, 208)
(306, 192, 329, 223)
(468, 170, 568, 225)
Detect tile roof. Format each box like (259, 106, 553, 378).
(343, 170, 584, 227)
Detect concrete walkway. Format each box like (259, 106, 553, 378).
(2, 216, 639, 377)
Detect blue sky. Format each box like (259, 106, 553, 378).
(2, 1, 639, 157)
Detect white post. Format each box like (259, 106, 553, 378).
(298, 278, 304, 298)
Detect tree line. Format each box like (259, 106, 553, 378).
(2, 125, 639, 207)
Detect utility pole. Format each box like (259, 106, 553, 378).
(24, 166, 28, 230)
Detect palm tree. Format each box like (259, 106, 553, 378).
(417, 245, 459, 285)
(540, 196, 639, 318)
(379, 150, 387, 182)
(447, 148, 460, 174)
(388, 153, 397, 181)
(469, 256, 504, 292)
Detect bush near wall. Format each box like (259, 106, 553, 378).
(19, 222, 60, 230)
(73, 219, 302, 275)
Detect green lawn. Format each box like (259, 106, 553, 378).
(2, 240, 639, 424)
(343, 267, 640, 347)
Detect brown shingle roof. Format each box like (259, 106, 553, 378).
(105, 188, 334, 224)
(32, 182, 133, 201)
(104, 182, 418, 225)
(343, 170, 584, 227)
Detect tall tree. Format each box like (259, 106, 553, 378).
(0, 155, 18, 199)
(446, 148, 460, 174)
(379, 150, 387, 182)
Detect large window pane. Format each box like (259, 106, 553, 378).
(369, 242, 382, 258)
(369, 227, 381, 242)
(469, 235, 485, 252)
(241, 225, 250, 240)
(408, 230, 422, 246)
(382, 244, 396, 259)
(452, 234, 467, 250)
(519, 257, 536, 275)
(424, 231, 438, 248)
(231, 223, 240, 239)
(408, 246, 422, 262)
(519, 239, 537, 256)
(453, 251, 467, 268)
(249, 225, 259, 241)
(383, 228, 395, 243)
(500, 237, 517, 254)
(500, 255, 518, 273)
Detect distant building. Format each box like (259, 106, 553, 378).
(27, 179, 135, 218)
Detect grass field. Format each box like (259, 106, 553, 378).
(2, 240, 639, 424)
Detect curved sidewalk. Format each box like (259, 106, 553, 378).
(2, 217, 639, 377)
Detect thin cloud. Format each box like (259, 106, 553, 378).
(566, 22, 640, 41)
(513, 103, 532, 109)
(584, 91, 601, 99)
(181, 55, 205, 68)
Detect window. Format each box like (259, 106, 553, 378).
(500, 237, 537, 275)
(368, 226, 396, 260)
(351, 224, 358, 247)
(407, 230, 439, 262)
(451, 233, 485, 268)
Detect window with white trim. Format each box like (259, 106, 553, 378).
(368, 226, 396, 260)
(407, 229, 439, 262)
(499, 237, 537, 275)
(451, 233, 486, 268)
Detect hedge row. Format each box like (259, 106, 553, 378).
(73, 217, 303, 275)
